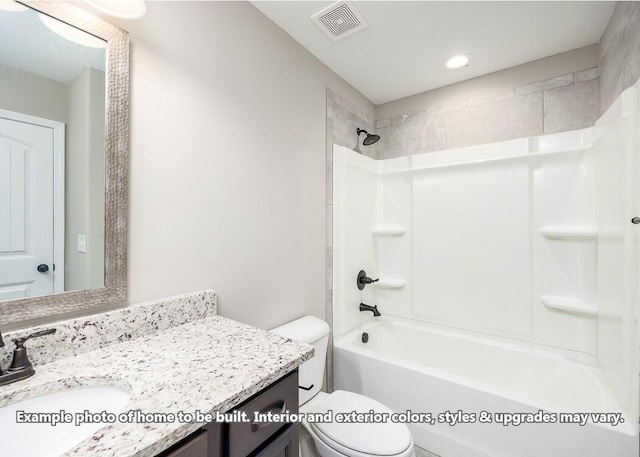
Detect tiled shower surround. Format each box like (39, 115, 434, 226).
(325, 1, 640, 393)
(324, 66, 601, 374)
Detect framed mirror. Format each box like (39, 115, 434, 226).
(0, 1, 128, 329)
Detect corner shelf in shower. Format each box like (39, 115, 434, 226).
(375, 279, 406, 289)
(541, 295, 598, 317)
(539, 226, 598, 239)
(371, 227, 407, 237)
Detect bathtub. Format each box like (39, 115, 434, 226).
(333, 316, 638, 457)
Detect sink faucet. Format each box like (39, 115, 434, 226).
(359, 303, 381, 317)
(0, 328, 56, 386)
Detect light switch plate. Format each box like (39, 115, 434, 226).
(77, 234, 86, 253)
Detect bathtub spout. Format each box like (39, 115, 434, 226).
(359, 303, 381, 317)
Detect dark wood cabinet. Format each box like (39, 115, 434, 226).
(205, 422, 223, 457)
(252, 423, 299, 457)
(157, 370, 299, 457)
(158, 430, 208, 457)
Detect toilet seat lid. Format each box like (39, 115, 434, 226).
(309, 390, 412, 456)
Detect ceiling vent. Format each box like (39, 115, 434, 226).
(311, 1, 368, 42)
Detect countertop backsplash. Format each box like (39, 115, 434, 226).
(0, 290, 217, 369)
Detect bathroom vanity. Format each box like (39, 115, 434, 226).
(161, 371, 299, 457)
(0, 291, 312, 457)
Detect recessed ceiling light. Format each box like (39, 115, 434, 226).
(84, 0, 146, 19)
(445, 54, 471, 69)
(0, 1, 28, 12)
(38, 12, 106, 48)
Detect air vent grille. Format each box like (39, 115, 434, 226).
(311, 2, 368, 42)
(318, 4, 360, 36)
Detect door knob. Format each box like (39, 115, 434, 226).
(632, 217, 640, 224)
(37, 264, 49, 273)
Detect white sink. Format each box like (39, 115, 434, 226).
(0, 386, 131, 457)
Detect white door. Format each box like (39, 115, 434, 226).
(0, 114, 57, 300)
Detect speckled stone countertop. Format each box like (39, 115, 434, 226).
(0, 315, 313, 457)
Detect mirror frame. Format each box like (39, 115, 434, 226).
(0, 1, 129, 328)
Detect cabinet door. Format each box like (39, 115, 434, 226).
(253, 423, 299, 457)
(159, 430, 207, 457)
(228, 370, 298, 457)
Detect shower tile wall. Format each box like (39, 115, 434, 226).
(328, 89, 376, 157)
(374, 67, 599, 159)
(599, 1, 640, 113)
(544, 78, 599, 134)
(445, 92, 543, 149)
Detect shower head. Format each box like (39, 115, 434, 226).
(357, 128, 380, 146)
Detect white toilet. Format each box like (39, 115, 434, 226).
(272, 316, 415, 457)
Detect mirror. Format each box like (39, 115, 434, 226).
(0, 4, 106, 299)
(0, 1, 128, 329)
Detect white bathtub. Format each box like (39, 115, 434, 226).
(333, 317, 638, 457)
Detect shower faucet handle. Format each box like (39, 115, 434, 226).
(357, 270, 379, 290)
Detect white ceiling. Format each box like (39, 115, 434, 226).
(0, 8, 105, 84)
(252, 1, 615, 105)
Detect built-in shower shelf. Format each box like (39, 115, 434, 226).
(375, 279, 406, 289)
(541, 295, 598, 317)
(598, 229, 624, 239)
(539, 226, 598, 238)
(372, 227, 407, 236)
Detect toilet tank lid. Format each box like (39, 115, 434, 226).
(271, 315, 330, 343)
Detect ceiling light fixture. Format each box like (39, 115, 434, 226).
(0, 1, 27, 12)
(38, 12, 106, 48)
(84, 0, 146, 19)
(445, 54, 471, 69)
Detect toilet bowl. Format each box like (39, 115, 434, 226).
(302, 390, 415, 457)
(271, 316, 416, 457)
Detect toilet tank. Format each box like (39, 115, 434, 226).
(271, 315, 330, 405)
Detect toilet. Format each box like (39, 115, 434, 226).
(272, 316, 415, 457)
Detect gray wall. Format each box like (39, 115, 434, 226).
(371, 46, 600, 159)
(599, 1, 640, 113)
(109, 2, 374, 329)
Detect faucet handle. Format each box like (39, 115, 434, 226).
(357, 270, 379, 290)
(9, 328, 56, 372)
(13, 328, 57, 345)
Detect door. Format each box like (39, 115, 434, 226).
(0, 112, 59, 300)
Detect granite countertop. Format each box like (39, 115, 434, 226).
(0, 315, 313, 457)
